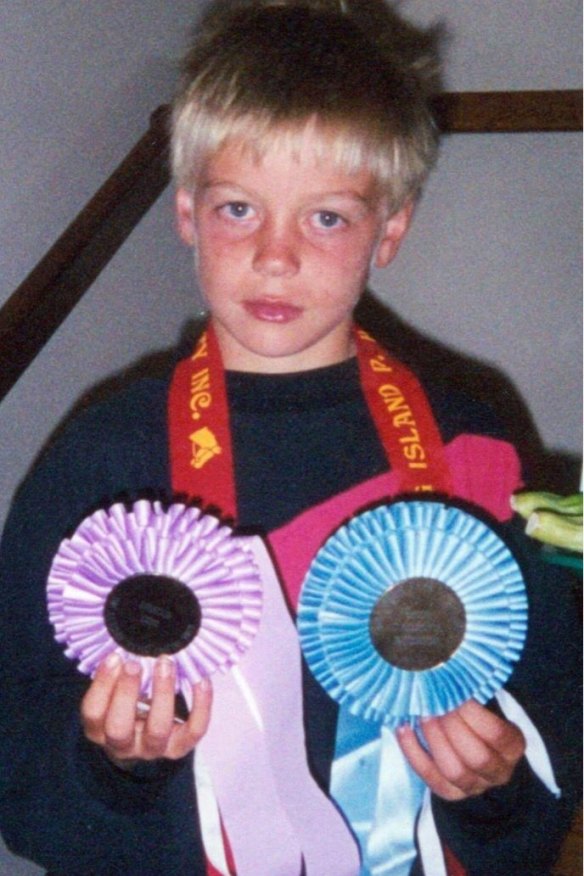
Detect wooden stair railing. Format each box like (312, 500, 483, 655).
(0, 105, 171, 403)
(0, 90, 581, 403)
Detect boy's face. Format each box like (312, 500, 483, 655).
(176, 128, 412, 372)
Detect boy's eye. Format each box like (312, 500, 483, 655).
(313, 210, 345, 230)
(220, 201, 253, 220)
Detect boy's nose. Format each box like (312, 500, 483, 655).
(252, 222, 300, 277)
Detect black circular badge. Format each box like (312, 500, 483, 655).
(369, 577, 466, 671)
(104, 574, 202, 657)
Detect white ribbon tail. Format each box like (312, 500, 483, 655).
(194, 753, 232, 876)
(416, 789, 447, 876)
(495, 689, 561, 798)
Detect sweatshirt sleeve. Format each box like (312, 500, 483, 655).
(430, 516, 582, 876)
(0, 383, 207, 875)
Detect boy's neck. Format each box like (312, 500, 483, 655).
(211, 319, 357, 374)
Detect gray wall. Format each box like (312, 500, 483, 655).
(0, 1, 581, 873)
(0, 0, 207, 538)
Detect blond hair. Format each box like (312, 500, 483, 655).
(171, 0, 443, 212)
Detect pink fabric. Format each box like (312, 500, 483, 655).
(269, 435, 522, 610)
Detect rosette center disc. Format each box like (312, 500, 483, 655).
(369, 577, 466, 671)
(104, 574, 202, 657)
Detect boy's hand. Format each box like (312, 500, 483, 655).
(396, 700, 525, 800)
(81, 653, 212, 765)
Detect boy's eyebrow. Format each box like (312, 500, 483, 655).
(199, 180, 379, 207)
(198, 179, 246, 191)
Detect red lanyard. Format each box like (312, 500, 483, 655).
(168, 328, 237, 518)
(168, 324, 452, 520)
(353, 326, 451, 495)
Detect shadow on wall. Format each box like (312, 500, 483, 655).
(355, 292, 581, 493)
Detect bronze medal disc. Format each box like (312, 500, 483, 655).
(369, 577, 466, 671)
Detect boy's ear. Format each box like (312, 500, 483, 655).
(374, 201, 414, 269)
(175, 188, 197, 246)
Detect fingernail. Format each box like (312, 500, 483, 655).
(104, 652, 122, 671)
(156, 655, 174, 679)
(198, 677, 210, 691)
(123, 660, 141, 676)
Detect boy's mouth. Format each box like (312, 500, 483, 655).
(243, 299, 303, 323)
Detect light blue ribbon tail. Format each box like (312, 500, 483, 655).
(495, 689, 561, 797)
(330, 689, 561, 876)
(331, 706, 435, 876)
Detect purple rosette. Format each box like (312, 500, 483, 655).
(47, 500, 263, 702)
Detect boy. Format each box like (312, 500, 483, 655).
(0, 2, 580, 875)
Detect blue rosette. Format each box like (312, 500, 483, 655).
(297, 501, 527, 726)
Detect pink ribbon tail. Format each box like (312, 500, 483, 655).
(196, 537, 360, 876)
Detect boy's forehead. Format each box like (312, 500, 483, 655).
(197, 120, 382, 200)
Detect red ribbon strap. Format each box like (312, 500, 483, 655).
(169, 324, 451, 522)
(168, 328, 237, 520)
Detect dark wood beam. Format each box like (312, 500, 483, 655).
(436, 89, 582, 134)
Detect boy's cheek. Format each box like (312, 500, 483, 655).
(316, 240, 376, 275)
(197, 220, 257, 251)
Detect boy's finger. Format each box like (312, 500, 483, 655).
(415, 717, 484, 795)
(455, 700, 525, 765)
(142, 656, 177, 757)
(424, 710, 505, 790)
(173, 678, 213, 758)
(397, 723, 466, 800)
(81, 653, 122, 738)
(103, 660, 142, 754)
